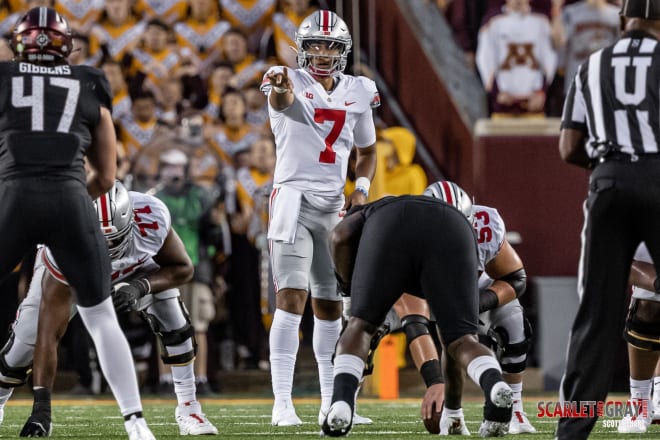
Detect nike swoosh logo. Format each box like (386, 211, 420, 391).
(345, 101, 356, 106)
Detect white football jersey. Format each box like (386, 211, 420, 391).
(261, 67, 379, 209)
(42, 192, 171, 285)
(473, 204, 506, 289)
(476, 10, 556, 96)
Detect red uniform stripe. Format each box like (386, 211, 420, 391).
(42, 249, 67, 284)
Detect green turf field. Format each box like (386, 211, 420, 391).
(1, 396, 656, 439)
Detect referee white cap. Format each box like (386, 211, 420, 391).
(621, 0, 660, 20)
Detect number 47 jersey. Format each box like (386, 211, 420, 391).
(0, 62, 112, 181)
(261, 67, 380, 199)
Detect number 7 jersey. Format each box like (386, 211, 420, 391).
(261, 67, 380, 199)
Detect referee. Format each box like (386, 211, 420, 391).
(558, 1, 660, 438)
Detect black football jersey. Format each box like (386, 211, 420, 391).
(0, 61, 112, 181)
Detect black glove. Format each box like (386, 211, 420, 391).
(478, 288, 499, 314)
(113, 279, 150, 313)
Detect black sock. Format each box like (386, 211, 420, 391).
(32, 387, 51, 417)
(332, 373, 359, 412)
(479, 368, 502, 396)
(124, 411, 143, 421)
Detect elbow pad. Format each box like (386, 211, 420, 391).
(500, 268, 527, 298)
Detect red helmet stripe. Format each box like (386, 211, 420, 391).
(440, 181, 454, 206)
(99, 193, 111, 227)
(321, 10, 331, 32)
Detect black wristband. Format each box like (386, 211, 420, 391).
(479, 288, 499, 313)
(654, 277, 660, 294)
(420, 359, 443, 387)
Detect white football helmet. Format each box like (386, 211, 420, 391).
(423, 181, 474, 222)
(295, 9, 352, 76)
(94, 181, 133, 259)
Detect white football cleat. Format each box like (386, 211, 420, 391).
(490, 382, 513, 409)
(176, 401, 218, 435)
(509, 405, 536, 434)
(652, 399, 660, 424)
(439, 408, 470, 435)
(618, 415, 650, 434)
(478, 420, 509, 437)
(0, 406, 4, 426)
(125, 415, 156, 440)
(272, 403, 303, 427)
(352, 412, 373, 425)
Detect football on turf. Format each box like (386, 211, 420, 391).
(422, 401, 442, 434)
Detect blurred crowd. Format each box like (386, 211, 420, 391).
(438, 0, 622, 117)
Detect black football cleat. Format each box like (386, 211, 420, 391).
(19, 412, 52, 437)
(321, 401, 353, 437)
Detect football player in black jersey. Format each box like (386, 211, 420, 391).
(0, 7, 155, 439)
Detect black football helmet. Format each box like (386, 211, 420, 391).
(11, 7, 73, 63)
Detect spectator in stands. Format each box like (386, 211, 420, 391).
(174, 0, 231, 78)
(220, 0, 277, 55)
(270, 0, 318, 67)
(101, 58, 132, 123)
(134, 0, 187, 25)
(55, 0, 103, 35)
(158, 76, 185, 128)
(221, 27, 272, 89)
(381, 127, 428, 196)
(118, 89, 163, 160)
(554, 0, 620, 95)
(242, 81, 270, 133)
(88, 0, 145, 65)
(124, 18, 185, 92)
(476, 0, 558, 117)
(155, 148, 219, 395)
(0, 1, 20, 37)
(204, 62, 235, 122)
(209, 88, 260, 167)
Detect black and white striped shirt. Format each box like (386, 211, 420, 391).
(562, 30, 660, 158)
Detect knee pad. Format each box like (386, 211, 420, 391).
(624, 298, 660, 351)
(140, 298, 197, 365)
(0, 333, 31, 388)
(484, 316, 533, 374)
(401, 314, 431, 344)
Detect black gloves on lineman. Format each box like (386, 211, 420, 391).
(113, 279, 150, 312)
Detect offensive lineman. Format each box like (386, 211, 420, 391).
(405, 181, 535, 435)
(260, 9, 378, 426)
(0, 181, 218, 436)
(325, 187, 513, 437)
